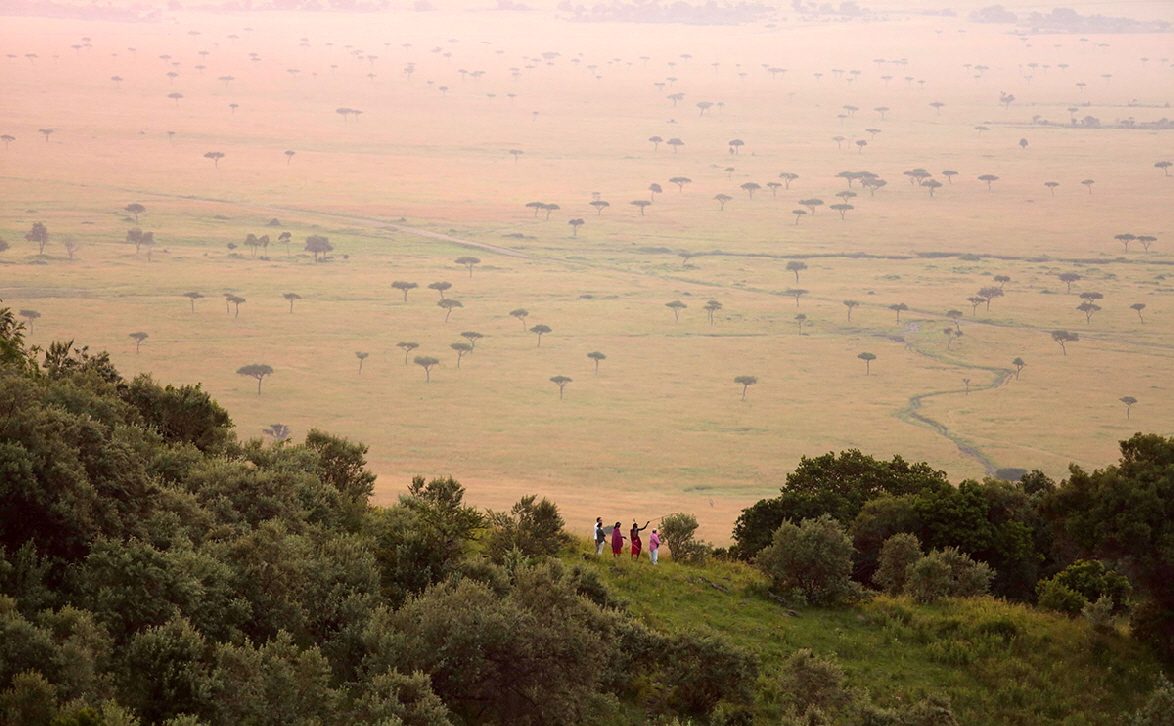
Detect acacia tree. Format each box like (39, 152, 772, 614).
(530, 324, 551, 346)
(283, 292, 301, 313)
(1045, 181, 1060, 195)
(978, 174, 999, 190)
(204, 151, 225, 168)
(800, 198, 824, 215)
(1077, 301, 1101, 324)
(1058, 272, 1082, 294)
(398, 341, 420, 364)
(631, 200, 652, 216)
(0, 134, 14, 150)
(129, 332, 148, 353)
(889, 303, 908, 322)
(526, 201, 546, 217)
(392, 281, 418, 301)
(922, 179, 943, 197)
(568, 219, 584, 237)
(1131, 303, 1147, 323)
(1052, 330, 1079, 355)
(438, 299, 463, 323)
(944, 327, 962, 349)
(1156, 161, 1172, 177)
(830, 203, 854, 219)
(428, 281, 452, 299)
(779, 172, 799, 189)
(946, 309, 963, 331)
(843, 300, 860, 321)
(304, 235, 332, 262)
(795, 313, 807, 334)
(355, 351, 369, 373)
(994, 275, 1011, 290)
(589, 201, 610, 215)
(649, 183, 663, 201)
(977, 286, 1004, 311)
(182, 292, 203, 312)
(124, 203, 145, 222)
(549, 375, 572, 399)
(1136, 236, 1157, 254)
(649, 135, 663, 151)
(792, 210, 807, 225)
(542, 204, 560, 221)
(786, 289, 808, 307)
(19, 309, 41, 334)
(666, 138, 684, 152)
(60, 237, 80, 260)
(278, 231, 292, 256)
(229, 296, 245, 318)
(414, 355, 439, 382)
(587, 351, 606, 374)
(451, 342, 472, 368)
(734, 375, 757, 401)
(666, 300, 687, 322)
(25, 222, 48, 255)
(858, 352, 876, 375)
(714, 194, 732, 211)
(1012, 357, 1026, 379)
(455, 256, 481, 277)
(1114, 234, 1135, 252)
(1081, 179, 1095, 194)
(670, 176, 692, 192)
(703, 299, 722, 325)
(510, 308, 529, 330)
(1120, 396, 1137, 419)
(236, 364, 274, 395)
(740, 182, 761, 199)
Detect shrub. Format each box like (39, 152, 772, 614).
(906, 547, 993, 603)
(1128, 674, 1174, 726)
(661, 513, 710, 564)
(777, 649, 853, 716)
(1037, 578, 1087, 616)
(1083, 595, 1116, 634)
(1050, 560, 1132, 613)
(756, 515, 861, 606)
(484, 494, 570, 562)
(874, 533, 922, 595)
(658, 628, 758, 720)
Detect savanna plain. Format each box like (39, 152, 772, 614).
(1, 0, 1171, 541)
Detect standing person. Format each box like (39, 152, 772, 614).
(648, 528, 661, 565)
(594, 517, 607, 556)
(611, 521, 626, 557)
(630, 520, 650, 559)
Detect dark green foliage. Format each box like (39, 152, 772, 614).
(658, 628, 757, 720)
(485, 495, 570, 562)
(660, 512, 710, 563)
(874, 533, 923, 595)
(124, 375, 233, 452)
(1039, 560, 1131, 615)
(906, 548, 993, 604)
(733, 450, 949, 561)
(756, 515, 861, 605)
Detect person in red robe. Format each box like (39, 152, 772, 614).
(610, 521, 625, 556)
(630, 520, 650, 558)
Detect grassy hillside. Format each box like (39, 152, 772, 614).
(576, 547, 1160, 724)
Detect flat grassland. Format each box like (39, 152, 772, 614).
(1, 0, 1171, 540)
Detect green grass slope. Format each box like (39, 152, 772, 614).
(572, 546, 1160, 725)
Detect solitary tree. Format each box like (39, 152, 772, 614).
(60, 237, 80, 260)
(889, 303, 908, 322)
(786, 289, 808, 307)
(263, 424, 291, 442)
(355, 351, 369, 373)
(977, 286, 1004, 311)
(830, 203, 854, 219)
(1045, 181, 1059, 195)
(236, 364, 274, 395)
(967, 296, 984, 315)
(1136, 235, 1157, 254)
(670, 176, 692, 192)
(568, 218, 585, 237)
(548, 375, 572, 399)
(858, 352, 876, 375)
(703, 299, 723, 325)
(1120, 396, 1137, 419)
(438, 299, 463, 323)
(1081, 179, 1095, 194)
(1058, 272, 1082, 294)
(428, 281, 452, 299)
(946, 309, 963, 331)
(455, 256, 481, 277)
(508, 149, 523, 163)
(543, 203, 561, 220)
(39, 128, 54, 142)
(921, 179, 943, 197)
(978, 174, 999, 190)
(800, 198, 824, 215)
(129, 332, 148, 353)
(278, 231, 292, 256)
(589, 201, 610, 215)
(734, 375, 757, 401)
(414, 355, 439, 382)
(843, 300, 860, 321)
(229, 296, 245, 318)
(1114, 233, 1136, 252)
(1012, 357, 1026, 379)
(666, 137, 684, 152)
(929, 101, 945, 115)
(784, 264, 809, 292)
(740, 182, 761, 199)
(1052, 330, 1078, 355)
(631, 200, 652, 216)
(182, 292, 203, 312)
(587, 351, 606, 374)
(1131, 303, 1147, 323)
(779, 172, 799, 189)
(525, 201, 545, 217)
(391, 281, 418, 301)
(168, 92, 184, 106)
(649, 135, 663, 151)
(304, 235, 333, 261)
(795, 313, 807, 334)
(19, 310, 41, 334)
(1077, 301, 1101, 323)
(994, 275, 1011, 290)
(1156, 161, 1172, 177)
(944, 327, 962, 349)
(0, 135, 14, 150)
(124, 203, 145, 222)
(25, 222, 48, 255)
(397, 341, 419, 364)
(714, 194, 733, 211)
(649, 183, 663, 201)
(204, 151, 225, 168)
(510, 308, 529, 330)
(283, 292, 301, 313)
(451, 342, 472, 368)
(792, 210, 807, 225)
(666, 300, 687, 322)
(1019, 138, 1029, 150)
(284, 150, 296, 164)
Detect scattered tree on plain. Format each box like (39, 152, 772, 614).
(428, 281, 452, 299)
(19, 309, 40, 334)
(703, 300, 722, 325)
(1120, 396, 1137, 419)
(397, 341, 419, 364)
(1058, 272, 1082, 294)
(283, 292, 301, 313)
(304, 235, 332, 262)
(204, 151, 225, 168)
(550, 375, 572, 399)
(977, 286, 1004, 311)
(1052, 330, 1079, 355)
(568, 218, 584, 237)
(510, 308, 529, 330)
(124, 203, 145, 222)
(129, 332, 148, 353)
(451, 342, 472, 368)
(858, 352, 876, 375)
(587, 351, 606, 374)
(530, 324, 551, 346)
(666, 300, 687, 322)
(1012, 357, 1026, 379)
(1131, 303, 1146, 323)
(735, 375, 757, 401)
(455, 257, 481, 277)
(236, 363, 273, 395)
(631, 200, 652, 215)
(714, 194, 732, 211)
(392, 281, 418, 302)
(438, 299, 463, 323)
(25, 222, 48, 255)
(843, 300, 860, 321)
(978, 174, 999, 190)
(890, 303, 908, 322)
(414, 355, 439, 382)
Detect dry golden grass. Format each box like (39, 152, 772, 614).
(1, 2, 1171, 540)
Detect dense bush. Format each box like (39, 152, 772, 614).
(873, 533, 923, 595)
(906, 548, 993, 604)
(756, 515, 861, 606)
(660, 512, 710, 564)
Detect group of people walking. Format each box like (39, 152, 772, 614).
(594, 518, 662, 564)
